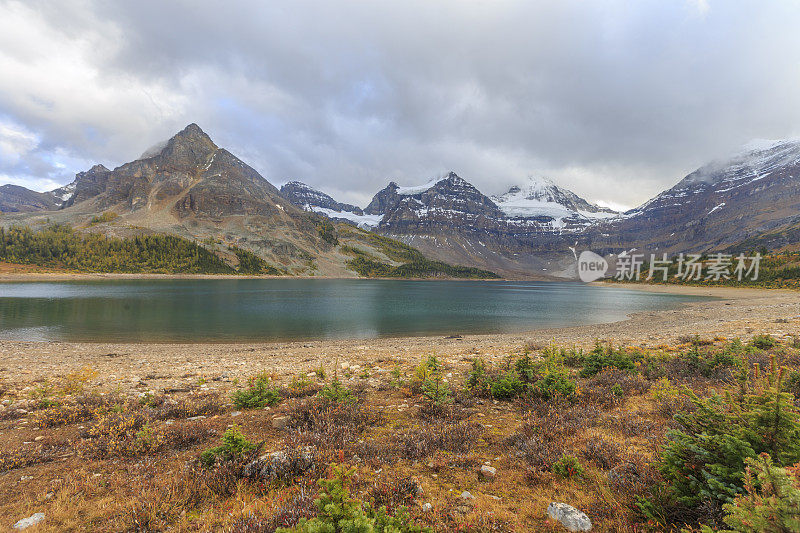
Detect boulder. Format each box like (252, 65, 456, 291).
(271, 415, 291, 430)
(479, 465, 497, 479)
(547, 502, 592, 532)
(244, 446, 316, 480)
(13, 512, 45, 529)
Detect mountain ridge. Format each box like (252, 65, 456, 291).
(4, 127, 800, 277)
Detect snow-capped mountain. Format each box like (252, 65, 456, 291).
(492, 176, 617, 220)
(279, 181, 382, 227)
(607, 138, 800, 253)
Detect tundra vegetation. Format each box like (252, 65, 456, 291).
(0, 335, 799, 531)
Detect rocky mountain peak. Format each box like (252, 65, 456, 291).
(280, 181, 364, 216)
(492, 176, 616, 219)
(137, 123, 218, 168)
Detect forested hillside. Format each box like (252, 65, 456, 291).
(0, 225, 236, 274)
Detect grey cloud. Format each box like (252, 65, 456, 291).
(1, 0, 800, 209)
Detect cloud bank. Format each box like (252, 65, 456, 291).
(1, 0, 800, 209)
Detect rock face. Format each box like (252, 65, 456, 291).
(0, 185, 60, 213)
(281, 181, 363, 215)
(61, 165, 110, 207)
(61, 124, 297, 219)
(547, 502, 592, 532)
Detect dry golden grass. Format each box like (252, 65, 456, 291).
(0, 336, 796, 532)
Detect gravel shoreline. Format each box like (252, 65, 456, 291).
(1, 285, 797, 392)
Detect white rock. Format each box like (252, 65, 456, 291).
(13, 512, 44, 529)
(460, 491, 474, 500)
(547, 502, 592, 532)
(422, 502, 433, 512)
(480, 465, 497, 479)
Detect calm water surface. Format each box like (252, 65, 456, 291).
(0, 279, 707, 342)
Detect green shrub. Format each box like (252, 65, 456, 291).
(422, 373, 452, 406)
(659, 358, 800, 513)
(580, 343, 636, 377)
(490, 370, 526, 399)
(277, 464, 431, 533)
(552, 454, 584, 478)
(232, 373, 282, 409)
(390, 365, 406, 389)
(200, 426, 255, 467)
(514, 354, 538, 382)
(534, 367, 576, 399)
(466, 358, 491, 396)
(750, 334, 776, 350)
(709, 454, 800, 533)
(318, 378, 356, 404)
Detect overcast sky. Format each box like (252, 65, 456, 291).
(1, 0, 800, 210)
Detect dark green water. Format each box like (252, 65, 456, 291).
(0, 279, 706, 342)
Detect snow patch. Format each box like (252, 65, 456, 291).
(308, 206, 383, 227)
(396, 177, 444, 195)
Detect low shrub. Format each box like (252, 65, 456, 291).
(580, 343, 636, 377)
(276, 464, 431, 533)
(232, 373, 282, 409)
(749, 334, 776, 350)
(318, 378, 356, 404)
(368, 476, 423, 511)
(490, 370, 525, 399)
(147, 391, 225, 419)
(230, 487, 317, 532)
(552, 454, 584, 478)
(650, 377, 692, 418)
(421, 369, 452, 407)
(580, 437, 622, 470)
(200, 425, 257, 467)
(395, 422, 484, 460)
(79, 408, 150, 458)
(514, 354, 538, 382)
(534, 366, 576, 399)
(466, 358, 491, 397)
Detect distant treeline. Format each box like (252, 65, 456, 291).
(615, 252, 800, 289)
(0, 225, 247, 274)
